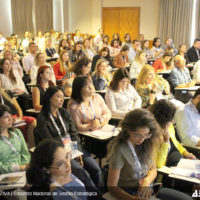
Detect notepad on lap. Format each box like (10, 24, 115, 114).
(0, 176, 22, 185)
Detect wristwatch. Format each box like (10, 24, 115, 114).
(150, 89, 156, 94)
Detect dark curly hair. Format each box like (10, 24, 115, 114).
(26, 139, 64, 191)
(149, 99, 176, 128)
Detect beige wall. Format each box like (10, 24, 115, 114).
(0, 0, 13, 36)
(102, 0, 159, 40)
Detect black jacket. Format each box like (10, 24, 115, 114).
(35, 108, 81, 148)
(187, 46, 200, 62)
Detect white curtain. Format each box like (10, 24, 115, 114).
(159, 0, 194, 48)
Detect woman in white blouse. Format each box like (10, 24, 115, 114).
(0, 58, 28, 94)
(30, 52, 56, 85)
(193, 60, 200, 84)
(151, 37, 164, 59)
(105, 68, 142, 118)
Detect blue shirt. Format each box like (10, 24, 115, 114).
(53, 175, 87, 200)
(170, 66, 191, 87)
(175, 100, 200, 146)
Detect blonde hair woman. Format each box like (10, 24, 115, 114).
(53, 50, 72, 80)
(135, 65, 170, 108)
(129, 50, 146, 79)
(92, 59, 111, 91)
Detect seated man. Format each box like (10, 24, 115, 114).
(187, 38, 200, 63)
(175, 88, 200, 147)
(170, 55, 196, 103)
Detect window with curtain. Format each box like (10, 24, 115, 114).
(11, 0, 34, 36)
(159, 0, 194, 48)
(35, 0, 53, 33)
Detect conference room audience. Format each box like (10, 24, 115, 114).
(175, 88, 200, 147)
(151, 37, 164, 59)
(107, 109, 192, 200)
(0, 104, 30, 174)
(91, 47, 113, 72)
(92, 59, 111, 91)
(22, 42, 37, 74)
(53, 50, 71, 81)
(26, 139, 88, 200)
(136, 65, 170, 108)
(187, 38, 200, 62)
(35, 86, 102, 188)
(152, 52, 173, 72)
(105, 68, 142, 118)
(113, 45, 129, 68)
(177, 44, 189, 64)
(69, 75, 111, 131)
(69, 41, 85, 64)
(149, 99, 195, 168)
(110, 39, 121, 57)
(170, 55, 195, 103)
(4, 50, 23, 78)
(141, 40, 153, 60)
(82, 38, 96, 60)
(32, 65, 55, 111)
(129, 50, 146, 79)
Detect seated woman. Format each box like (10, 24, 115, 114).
(135, 65, 170, 108)
(0, 82, 36, 147)
(26, 139, 88, 200)
(99, 35, 110, 50)
(32, 65, 55, 111)
(193, 60, 200, 84)
(109, 39, 121, 57)
(110, 33, 122, 47)
(151, 37, 164, 59)
(4, 50, 23, 78)
(149, 99, 196, 168)
(73, 29, 83, 43)
(107, 109, 192, 200)
(152, 52, 173, 72)
(122, 33, 132, 48)
(30, 52, 56, 85)
(36, 86, 102, 188)
(62, 56, 91, 97)
(129, 50, 146, 79)
(105, 68, 142, 118)
(53, 50, 72, 81)
(113, 45, 130, 68)
(0, 104, 30, 174)
(69, 75, 111, 131)
(58, 39, 70, 54)
(91, 47, 114, 72)
(177, 44, 189, 64)
(0, 58, 28, 94)
(92, 59, 111, 91)
(83, 38, 96, 60)
(69, 41, 85, 64)
(45, 37, 57, 59)
(141, 40, 153, 60)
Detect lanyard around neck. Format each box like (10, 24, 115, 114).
(81, 99, 96, 120)
(50, 111, 67, 136)
(1, 132, 20, 155)
(127, 141, 143, 175)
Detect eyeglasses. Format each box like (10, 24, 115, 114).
(133, 133, 152, 140)
(50, 153, 72, 170)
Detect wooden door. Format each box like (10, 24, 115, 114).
(102, 7, 140, 43)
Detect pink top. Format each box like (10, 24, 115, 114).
(69, 93, 111, 131)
